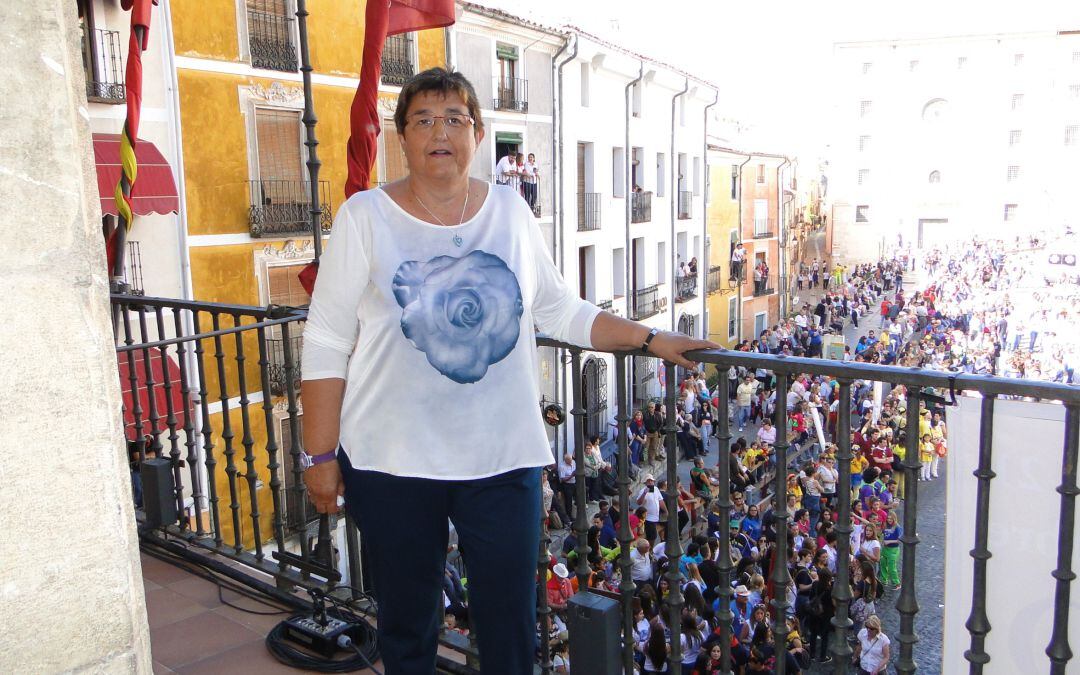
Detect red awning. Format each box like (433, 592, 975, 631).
(118, 350, 188, 442)
(93, 133, 179, 217)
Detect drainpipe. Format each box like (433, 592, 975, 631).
(553, 34, 576, 457)
(625, 61, 643, 322)
(701, 89, 717, 342)
(736, 154, 752, 343)
(670, 78, 689, 332)
(776, 156, 790, 320)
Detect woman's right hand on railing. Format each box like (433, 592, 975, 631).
(305, 461, 344, 513)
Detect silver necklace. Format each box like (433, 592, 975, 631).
(411, 182, 469, 247)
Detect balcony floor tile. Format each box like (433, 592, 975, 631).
(150, 611, 263, 670)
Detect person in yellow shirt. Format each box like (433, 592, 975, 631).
(891, 434, 906, 499)
(918, 433, 934, 481)
(850, 449, 869, 499)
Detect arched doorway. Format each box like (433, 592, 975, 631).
(582, 357, 608, 441)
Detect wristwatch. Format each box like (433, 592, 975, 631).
(300, 449, 338, 470)
(641, 327, 660, 354)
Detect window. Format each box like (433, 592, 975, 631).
(860, 100, 872, 117)
(756, 163, 765, 184)
(657, 241, 667, 284)
(495, 42, 519, 109)
(858, 135, 870, 152)
(1066, 125, 1079, 147)
(255, 108, 303, 183)
(1009, 130, 1022, 146)
(1003, 204, 1018, 221)
(1014, 53, 1024, 66)
(909, 59, 919, 72)
(928, 170, 941, 184)
(857, 169, 870, 185)
(1071, 84, 1080, 98)
(656, 153, 666, 197)
(856, 205, 870, 223)
(380, 32, 415, 86)
(1007, 166, 1020, 182)
(862, 62, 872, 75)
(692, 157, 701, 196)
(730, 164, 738, 200)
(612, 248, 625, 297)
(727, 296, 737, 340)
(632, 82, 642, 117)
(753, 199, 769, 236)
(580, 63, 590, 107)
(612, 147, 626, 197)
(247, 0, 299, 72)
(267, 262, 313, 307)
(1011, 93, 1024, 110)
(957, 56, 968, 69)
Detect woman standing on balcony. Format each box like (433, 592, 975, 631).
(300, 68, 716, 675)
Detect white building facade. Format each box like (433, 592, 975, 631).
(829, 30, 1080, 263)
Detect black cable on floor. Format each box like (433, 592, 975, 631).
(265, 606, 381, 674)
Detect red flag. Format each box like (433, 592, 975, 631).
(344, 0, 455, 199)
(301, 0, 453, 295)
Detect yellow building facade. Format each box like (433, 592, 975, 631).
(168, 0, 447, 546)
(705, 147, 745, 353)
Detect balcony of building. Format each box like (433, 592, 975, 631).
(630, 283, 662, 319)
(631, 190, 652, 223)
(674, 274, 698, 303)
(246, 3, 298, 72)
(381, 33, 415, 86)
(753, 218, 776, 239)
(577, 192, 601, 232)
(677, 190, 692, 219)
(706, 265, 732, 296)
(110, 293, 1080, 675)
(752, 273, 777, 297)
(493, 77, 528, 113)
(81, 28, 125, 103)
(248, 180, 332, 237)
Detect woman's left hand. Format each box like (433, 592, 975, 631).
(648, 332, 720, 370)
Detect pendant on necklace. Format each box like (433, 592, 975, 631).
(453, 234, 463, 247)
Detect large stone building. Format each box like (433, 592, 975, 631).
(829, 30, 1080, 263)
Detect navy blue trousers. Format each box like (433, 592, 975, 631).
(340, 452, 542, 675)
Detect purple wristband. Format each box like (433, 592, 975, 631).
(309, 449, 338, 466)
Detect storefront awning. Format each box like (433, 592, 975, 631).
(93, 133, 179, 217)
(118, 350, 187, 442)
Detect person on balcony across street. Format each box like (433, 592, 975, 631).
(299, 68, 715, 675)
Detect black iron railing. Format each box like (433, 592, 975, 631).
(82, 29, 125, 102)
(597, 299, 613, 311)
(631, 283, 661, 319)
(678, 190, 692, 219)
(493, 77, 529, 112)
(116, 293, 1080, 675)
(266, 334, 302, 396)
(675, 274, 698, 302)
(631, 190, 652, 223)
(706, 265, 725, 295)
(248, 179, 332, 237)
(381, 33, 414, 86)
(752, 272, 776, 297)
(247, 6, 298, 72)
(123, 240, 144, 296)
(578, 192, 601, 231)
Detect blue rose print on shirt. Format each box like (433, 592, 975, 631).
(392, 250, 524, 384)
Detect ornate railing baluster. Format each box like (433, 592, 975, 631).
(279, 321, 312, 568)
(1046, 403, 1079, 674)
(715, 375, 734, 672)
(896, 388, 923, 675)
(154, 306, 185, 526)
(192, 311, 223, 546)
(121, 302, 144, 460)
(232, 313, 263, 559)
(615, 355, 635, 675)
(173, 309, 204, 535)
(770, 372, 791, 675)
(569, 348, 591, 589)
(211, 312, 242, 553)
(830, 379, 855, 671)
(137, 306, 162, 459)
(663, 361, 684, 672)
(257, 324, 287, 564)
(964, 395, 996, 673)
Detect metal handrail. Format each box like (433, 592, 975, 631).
(577, 192, 601, 231)
(631, 190, 652, 223)
(493, 76, 529, 112)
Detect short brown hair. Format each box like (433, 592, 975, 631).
(393, 67, 484, 136)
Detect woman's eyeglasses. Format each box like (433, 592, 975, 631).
(409, 114, 475, 131)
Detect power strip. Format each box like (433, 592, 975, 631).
(281, 614, 353, 658)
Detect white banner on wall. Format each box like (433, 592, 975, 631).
(943, 396, 1079, 674)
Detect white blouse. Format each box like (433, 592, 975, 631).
(302, 185, 600, 479)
